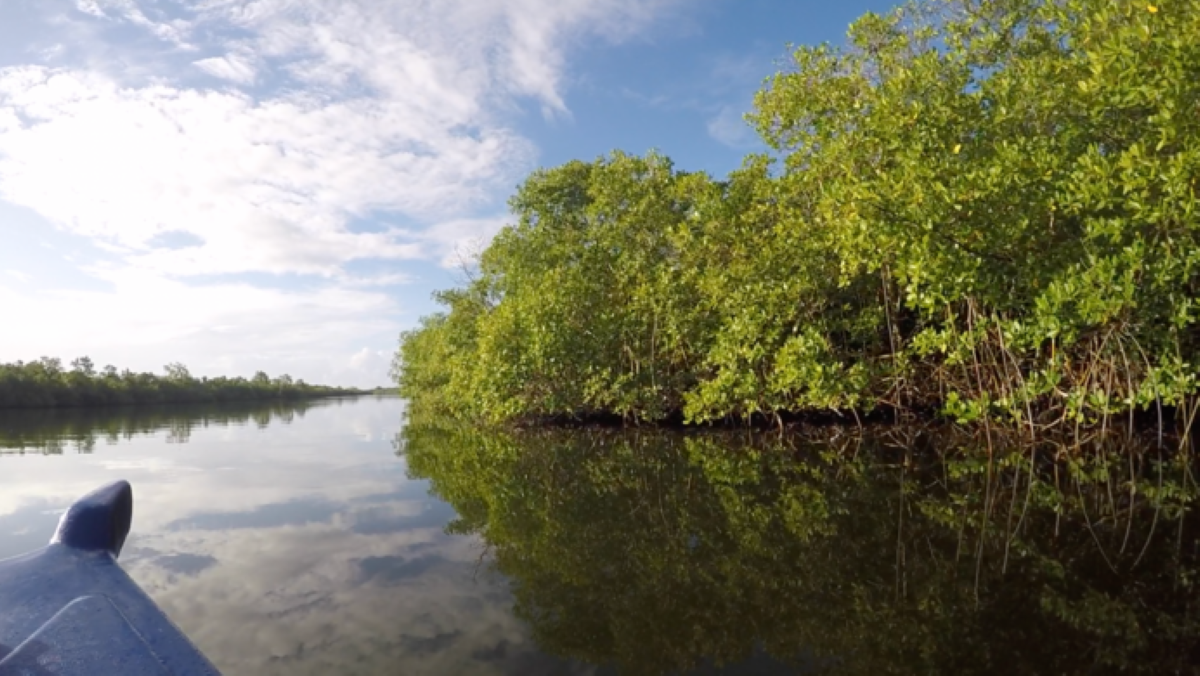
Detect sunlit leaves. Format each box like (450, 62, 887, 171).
(395, 0, 1200, 430)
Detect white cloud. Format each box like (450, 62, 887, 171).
(419, 217, 510, 270)
(193, 54, 256, 84)
(706, 104, 755, 148)
(0, 66, 516, 277)
(71, 0, 194, 47)
(0, 0, 681, 280)
(349, 347, 384, 369)
(0, 270, 400, 387)
(74, 1, 106, 18)
(0, 0, 683, 385)
(337, 272, 413, 288)
(346, 347, 392, 385)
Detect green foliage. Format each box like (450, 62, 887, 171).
(0, 357, 366, 409)
(397, 152, 711, 421)
(397, 0, 1200, 431)
(402, 423, 1199, 674)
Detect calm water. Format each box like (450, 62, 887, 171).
(0, 397, 581, 675)
(2, 397, 1197, 675)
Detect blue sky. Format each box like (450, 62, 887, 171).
(0, 0, 898, 387)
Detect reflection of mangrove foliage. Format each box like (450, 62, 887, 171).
(403, 425, 1199, 675)
(0, 400, 320, 454)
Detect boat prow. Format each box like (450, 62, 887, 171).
(0, 481, 221, 674)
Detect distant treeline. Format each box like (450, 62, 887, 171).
(395, 0, 1200, 436)
(0, 356, 367, 409)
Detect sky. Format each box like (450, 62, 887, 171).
(0, 0, 899, 388)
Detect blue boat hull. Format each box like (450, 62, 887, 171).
(0, 481, 220, 675)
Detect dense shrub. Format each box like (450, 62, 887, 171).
(396, 0, 1200, 433)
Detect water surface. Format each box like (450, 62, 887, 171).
(0, 397, 579, 675)
(2, 399, 1197, 675)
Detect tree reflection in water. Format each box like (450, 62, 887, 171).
(0, 400, 317, 454)
(402, 424, 1199, 675)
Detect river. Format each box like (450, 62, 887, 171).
(1, 396, 1196, 675)
(0, 396, 579, 675)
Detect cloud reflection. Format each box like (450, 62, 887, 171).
(0, 397, 588, 675)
